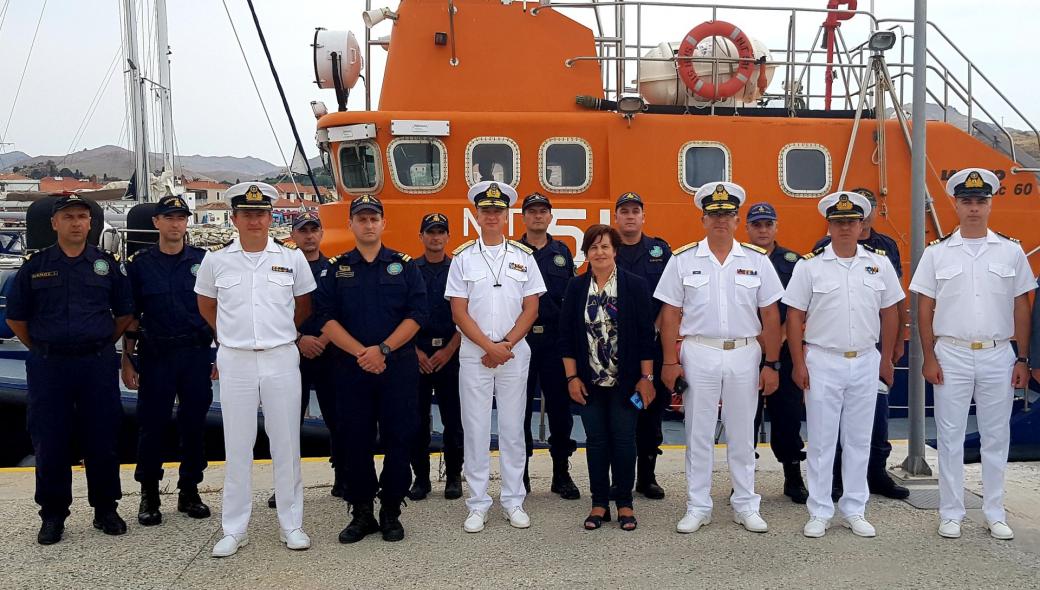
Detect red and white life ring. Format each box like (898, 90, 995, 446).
(676, 20, 755, 101)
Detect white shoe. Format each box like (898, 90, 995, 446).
(841, 515, 876, 538)
(733, 511, 768, 533)
(279, 528, 311, 550)
(938, 519, 962, 539)
(211, 533, 248, 558)
(803, 516, 830, 538)
(676, 511, 711, 534)
(988, 521, 1014, 540)
(502, 506, 531, 529)
(463, 510, 488, 533)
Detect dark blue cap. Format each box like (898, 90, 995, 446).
(521, 192, 552, 212)
(292, 211, 322, 230)
(154, 195, 191, 216)
(51, 193, 91, 215)
(746, 202, 777, 222)
(350, 194, 383, 216)
(420, 212, 449, 233)
(615, 192, 644, 209)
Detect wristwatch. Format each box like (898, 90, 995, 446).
(379, 342, 392, 356)
(1015, 357, 1029, 365)
(640, 374, 654, 382)
(760, 359, 782, 371)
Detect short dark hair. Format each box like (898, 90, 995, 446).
(581, 224, 621, 255)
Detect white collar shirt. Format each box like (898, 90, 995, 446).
(444, 239, 546, 343)
(653, 238, 784, 339)
(908, 229, 1035, 341)
(194, 237, 317, 349)
(782, 244, 905, 351)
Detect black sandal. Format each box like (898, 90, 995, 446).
(584, 507, 611, 530)
(617, 508, 637, 531)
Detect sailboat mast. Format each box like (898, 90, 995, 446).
(155, 0, 175, 174)
(123, 0, 150, 201)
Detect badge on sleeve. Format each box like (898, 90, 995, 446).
(649, 245, 663, 258)
(387, 262, 403, 276)
(191, 263, 200, 276)
(784, 252, 798, 262)
(553, 255, 566, 267)
(93, 259, 110, 276)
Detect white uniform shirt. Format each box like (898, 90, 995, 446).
(782, 244, 904, 351)
(908, 229, 1035, 341)
(444, 239, 546, 343)
(653, 239, 784, 339)
(194, 237, 317, 350)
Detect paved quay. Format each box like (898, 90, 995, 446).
(1, 443, 1038, 590)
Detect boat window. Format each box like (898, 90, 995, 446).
(539, 137, 592, 193)
(387, 138, 448, 193)
(338, 141, 381, 194)
(780, 143, 831, 197)
(679, 142, 731, 194)
(466, 137, 520, 187)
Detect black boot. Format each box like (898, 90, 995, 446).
(635, 455, 665, 499)
(782, 462, 809, 504)
(407, 479, 431, 501)
(339, 501, 379, 544)
(444, 474, 463, 500)
(177, 487, 211, 519)
(37, 518, 64, 545)
(868, 468, 910, 499)
(137, 483, 162, 526)
(379, 500, 405, 542)
(93, 510, 127, 536)
(523, 458, 531, 494)
(550, 460, 580, 500)
(267, 493, 277, 509)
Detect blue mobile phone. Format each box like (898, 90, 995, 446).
(630, 392, 644, 410)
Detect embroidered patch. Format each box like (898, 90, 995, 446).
(336, 265, 353, 278)
(784, 252, 798, 262)
(736, 269, 758, 276)
(31, 271, 58, 280)
(553, 255, 566, 267)
(387, 262, 403, 275)
(509, 262, 527, 272)
(93, 259, 110, 276)
(649, 245, 663, 258)
(271, 265, 292, 273)
(865, 266, 880, 275)
(190, 263, 200, 276)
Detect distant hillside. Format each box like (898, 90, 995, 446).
(0, 151, 31, 170)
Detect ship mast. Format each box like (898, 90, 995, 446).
(122, 0, 150, 201)
(155, 0, 175, 174)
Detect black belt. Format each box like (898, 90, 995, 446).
(141, 331, 213, 350)
(33, 340, 111, 357)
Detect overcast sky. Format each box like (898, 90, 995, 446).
(0, 0, 1036, 165)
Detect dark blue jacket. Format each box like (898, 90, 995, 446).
(558, 268, 656, 395)
(126, 244, 211, 339)
(1030, 277, 1040, 369)
(521, 233, 575, 335)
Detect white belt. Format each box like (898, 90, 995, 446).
(938, 337, 1006, 350)
(687, 335, 753, 351)
(807, 344, 876, 359)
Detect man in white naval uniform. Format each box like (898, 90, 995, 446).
(910, 168, 1034, 541)
(655, 182, 783, 535)
(195, 182, 317, 557)
(784, 191, 903, 539)
(445, 181, 546, 533)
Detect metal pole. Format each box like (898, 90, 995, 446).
(901, 0, 932, 477)
(244, 0, 324, 203)
(155, 0, 175, 173)
(365, 0, 372, 111)
(124, 0, 150, 201)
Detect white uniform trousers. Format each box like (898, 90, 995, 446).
(459, 338, 531, 513)
(933, 339, 1014, 523)
(216, 344, 303, 536)
(805, 346, 879, 520)
(681, 338, 761, 516)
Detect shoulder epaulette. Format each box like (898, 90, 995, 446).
(928, 233, 951, 246)
(395, 251, 412, 262)
(452, 240, 476, 256)
(861, 244, 886, 256)
(741, 242, 767, 255)
(208, 240, 232, 252)
(509, 239, 533, 255)
(22, 252, 33, 261)
(327, 255, 339, 264)
(803, 246, 826, 260)
(275, 238, 297, 250)
(127, 250, 141, 263)
(995, 231, 1020, 243)
(672, 241, 699, 255)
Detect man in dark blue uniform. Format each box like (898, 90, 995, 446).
(519, 193, 579, 500)
(121, 195, 213, 527)
(812, 188, 910, 500)
(745, 202, 808, 504)
(6, 194, 134, 545)
(314, 194, 428, 543)
(407, 213, 464, 501)
(613, 191, 671, 499)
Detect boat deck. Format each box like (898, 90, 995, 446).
(1, 442, 1038, 589)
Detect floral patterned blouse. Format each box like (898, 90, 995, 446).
(584, 267, 620, 386)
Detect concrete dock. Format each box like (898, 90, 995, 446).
(1, 442, 1039, 589)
